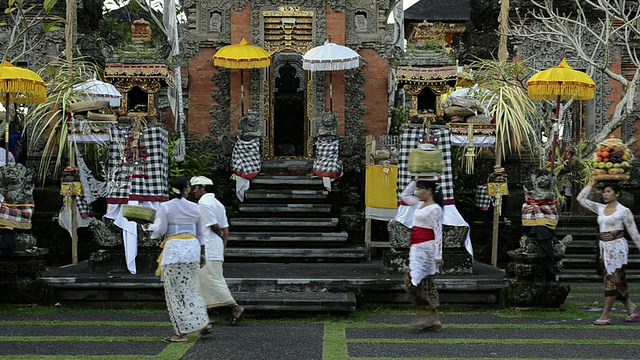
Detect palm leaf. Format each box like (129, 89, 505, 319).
(23, 58, 100, 182)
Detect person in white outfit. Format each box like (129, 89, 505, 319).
(191, 176, 244, 328)
(577, 180, 640, 325)
(402, 180, 443, 331)
(149, 177, 209, 342)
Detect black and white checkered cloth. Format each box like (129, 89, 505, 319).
(232, 137, 261, 180)
(313, 139, 342, 178)
(106, 125, 169, 204)
(397, 127, 454, 204)
(475, 184, 491, 210)
(77, 195, 94, 218)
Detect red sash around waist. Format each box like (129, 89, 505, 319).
(410, 226, 435, 245)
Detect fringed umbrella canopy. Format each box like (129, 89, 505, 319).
(73, 76, 122, 107)
(302, 40, 360, 71)
(213, 38, 271, 69)
(0, 60, 47, 104)
(527, 58, 595, 101)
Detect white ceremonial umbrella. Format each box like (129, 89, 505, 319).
(73, 76, 122, 107)
(303, 40, 360, 112)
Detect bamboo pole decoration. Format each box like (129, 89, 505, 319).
(4, 93, 9, 165)
(65, 0, 79, 264)
(498, 0, 509, 62)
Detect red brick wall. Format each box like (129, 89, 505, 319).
(360, 49, 390, 136)
(326, 7, 346, 135)
(188, 48, 217, 139)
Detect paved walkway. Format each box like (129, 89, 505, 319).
(1, 282, 640, 359)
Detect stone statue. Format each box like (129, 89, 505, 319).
(355, 13, 367, 32)
(209, 11, 222, 33)
(0, 164, 34, 205)
(237, 109, 262, 141)
(131, 19, 152, 42)
(316, 112, 339, 139)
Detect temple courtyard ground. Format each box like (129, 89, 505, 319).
(0, 282, 639, 359)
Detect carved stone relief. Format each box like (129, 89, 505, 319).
(189, 0, 231, 43)
(273, 53, 304, 93)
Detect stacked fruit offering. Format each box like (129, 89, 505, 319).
(593, 136, 633, 181)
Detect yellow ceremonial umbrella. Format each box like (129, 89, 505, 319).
(213, 38, 271, 115)
(527, 58, 595, 174)
(0, 60, 47, 163)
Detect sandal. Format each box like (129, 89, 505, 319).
(624, 314, 640, 323)
(420, 322, 442, 332)
(200, 321, 215, 336)
(593, 318, 611, 326)
(162, 335, 188, 343)
(230, 305, 244, 326)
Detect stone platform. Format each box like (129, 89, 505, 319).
(40, 260, 509, 311)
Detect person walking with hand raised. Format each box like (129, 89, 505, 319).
(577, 180, 640, 325)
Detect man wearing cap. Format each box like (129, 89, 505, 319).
(190, 176, 244, 327)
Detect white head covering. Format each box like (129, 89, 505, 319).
(190, 176, 213, 186)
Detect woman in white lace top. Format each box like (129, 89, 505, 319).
(149, 177, 210, 342)
(577, 180, 640, 325)
(402, 180, 443, 331)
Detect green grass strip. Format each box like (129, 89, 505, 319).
(343, 357, 616, 360)
(0, 321, 170, 327)
(347, 338, 639, 345)
(341, 323, 632, 330)
(0, 336, 165, 342)
(323, 322, 348, 360)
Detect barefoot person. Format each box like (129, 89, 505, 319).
(403, 180, 444, 331)
(577, 180, 640, 325)
(149, 177, 209, 342)
(191, 176, 244, 327)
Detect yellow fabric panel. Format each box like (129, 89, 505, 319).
(365, 165, 398, 209)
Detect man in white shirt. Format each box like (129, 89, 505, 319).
(191, 176, 244, 328)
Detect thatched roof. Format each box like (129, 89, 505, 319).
(405, 0, 471, 22)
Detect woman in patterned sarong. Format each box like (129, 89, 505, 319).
(578, 181, 640, 325)
(149, 177, 210, 342)
(402, 180, 444, 331)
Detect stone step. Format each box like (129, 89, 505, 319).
(230, 231, 348, 243)
(559, 268, 640, 282)
(225, 247, 366, 260)
(230, 217, 339, 228)
(238, 203, 332, 213)
(252, 175, 323, 187)
(261, 161, 314, 176)
(244, 189, 329, 201)
(562, 254, 640, 268)
(235, 291, 356, 312)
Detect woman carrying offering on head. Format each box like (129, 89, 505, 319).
(403, 179, 444, 331)
(577, 180, 640, 325)
(149, 177, 210, 342)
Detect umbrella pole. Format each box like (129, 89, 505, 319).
(5, 93, 10, 164)
(329, 72, 333, 112)
(549, 95, 561, 175)
(240, 69, 245, 116)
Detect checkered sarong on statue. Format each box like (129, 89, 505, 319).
(522, 200, 559, 230)
(106, 125, 169, 204)
(313, 139, 342, 179)
(0, 203, 33, 229)
(475, 184, 491, 210)
(397, 127, 454, 204)
(232, 137, 261, 180)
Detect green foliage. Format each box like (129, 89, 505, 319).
(168, 133, 218, 180)
(1, 0, 59, 62)
(388, 106, 406, 135)
(23, 58, 101, 182)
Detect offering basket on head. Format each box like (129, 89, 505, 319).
(592, 136, 633, 182)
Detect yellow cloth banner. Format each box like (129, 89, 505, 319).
(365, 165, 398, 209)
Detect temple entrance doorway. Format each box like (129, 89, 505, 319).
(268, 52, 308, 158)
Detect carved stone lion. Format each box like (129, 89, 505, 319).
(0, 164, 34, 204)
(237, 109, 262, 141)
(316, 111, 338, 138)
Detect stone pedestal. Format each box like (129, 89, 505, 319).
(0, 248, 49, 304)
(506, 235, 572, 308)
(382, 250, 409, 274)
(382, 224, 473, 275)
(88, 218, 160, 274)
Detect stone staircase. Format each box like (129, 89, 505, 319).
(225, 160, 365, 262)
(556, 215, 640, 281)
